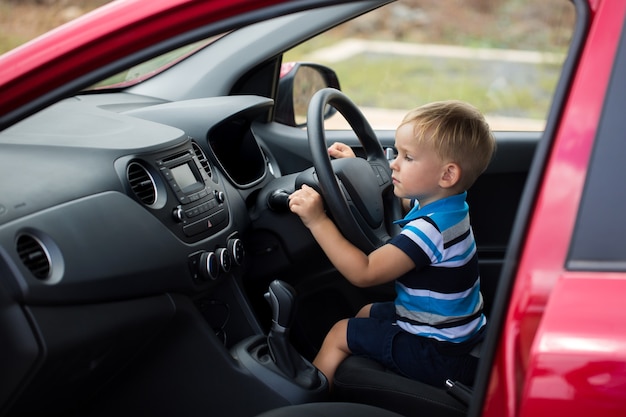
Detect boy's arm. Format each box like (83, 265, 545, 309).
(289, 184, 414, 287)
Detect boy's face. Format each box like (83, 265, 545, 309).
(390, 123, 452, 207)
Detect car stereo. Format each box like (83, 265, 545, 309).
(155, 148, 228, 239)
(157, 150, 210, 205)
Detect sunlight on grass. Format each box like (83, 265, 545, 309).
(0, 0, 111, 55)
(286, 48, 562, 120)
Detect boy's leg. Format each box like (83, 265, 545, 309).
(314, 302, 395, 387)
(313, 318, 350, 388)
(356, 303, 372, 318)
(356, 301, 395, 319)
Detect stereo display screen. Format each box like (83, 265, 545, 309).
(171, 163, 200, 191)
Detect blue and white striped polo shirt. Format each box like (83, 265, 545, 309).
(389, 192, 486, 344)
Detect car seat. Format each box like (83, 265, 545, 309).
(332, 356, 469, 417)
(256, 402, 405, 417)
(328, 262, 500, 417)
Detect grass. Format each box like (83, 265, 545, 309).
(286, 42, 564, 121)
(282, 0, 573, 123)
(332, 55, 560, 120)
(0, 0, 110, 54)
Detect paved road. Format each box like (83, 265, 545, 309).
(307, 39, 563, 65)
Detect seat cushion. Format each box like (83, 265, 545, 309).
(255, 402, 405, 417)
(332, 356, 467, 417)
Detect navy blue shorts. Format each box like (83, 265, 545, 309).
(346, 302, 479, 387)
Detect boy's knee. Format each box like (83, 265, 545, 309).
(356, 303, 372, 318)
(326, 319, 349, 343)
(331, 318, 349, 334)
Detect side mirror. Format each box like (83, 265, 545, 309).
(275, 62, 340, 127)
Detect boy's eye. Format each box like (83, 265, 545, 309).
(404, 155, 414, 161)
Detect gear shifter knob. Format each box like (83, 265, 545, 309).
(265, 280, 296, 331)
(263, 280, 321, 388)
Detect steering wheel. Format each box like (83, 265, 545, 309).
(297, 88, 402, 254)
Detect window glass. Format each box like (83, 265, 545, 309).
(86, 37, 221, 90)
(568, 24, 626, 271)
(283, 0, 575, 131)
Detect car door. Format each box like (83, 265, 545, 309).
(506, 7, 626, 415)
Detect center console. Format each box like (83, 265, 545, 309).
(231, 281, 329, 403)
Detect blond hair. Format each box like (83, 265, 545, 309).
(400, 100, 496, 190)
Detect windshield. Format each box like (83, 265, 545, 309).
(86, 37, 219, 91)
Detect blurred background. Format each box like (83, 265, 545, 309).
(0, 0, 109, 53)
(0, 0, 574, 54)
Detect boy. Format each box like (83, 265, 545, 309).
(288, 100, 496, 388)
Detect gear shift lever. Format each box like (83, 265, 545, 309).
(266, 279, 297, 334)
(264, 280, 320, 387)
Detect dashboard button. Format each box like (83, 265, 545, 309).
(185, 207, 200, 218)
(182, 210, 227, 237)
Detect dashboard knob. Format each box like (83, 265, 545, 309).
(228, 238, 245, 266)
(216, 247, 231, 272)
(172, 206, 184, 222)
(214, 190, 225, 204)
(199, 251, 219, 280)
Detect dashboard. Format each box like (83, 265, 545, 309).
(0, 93, 275, 305)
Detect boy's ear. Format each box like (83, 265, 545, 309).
(440, 163, 461, 188)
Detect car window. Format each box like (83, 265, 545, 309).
(567, 20, 626, 272)
(283, 0, 575, 131)
(86, 37, 220, 90)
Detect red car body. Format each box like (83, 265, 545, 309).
(1, 0, 624, 416)
(485, 1, 626, 416)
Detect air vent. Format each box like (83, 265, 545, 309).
(192, 141, 212, 178)
(17, 234, 51, 280)
(127, 162, 157, 206)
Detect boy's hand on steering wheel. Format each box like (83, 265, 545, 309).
(328, 142, 356, 159)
